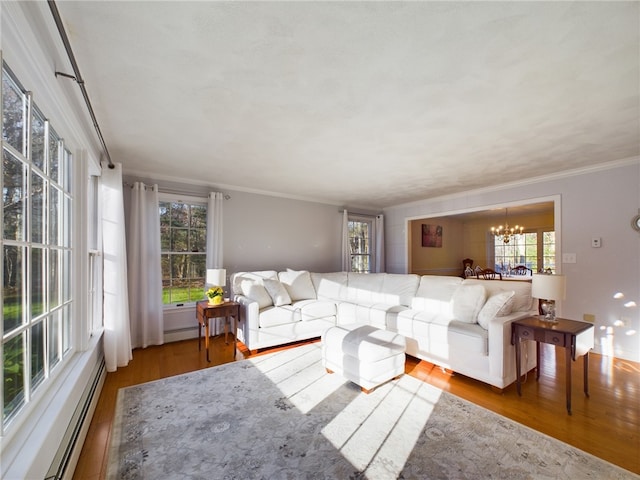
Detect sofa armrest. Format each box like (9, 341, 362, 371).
(234, 294, 260, 350)
(487, 311, 537, 387)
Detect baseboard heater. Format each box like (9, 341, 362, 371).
(45, 356, 106, 480)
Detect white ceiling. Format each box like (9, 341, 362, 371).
(55, 1, 639, 209)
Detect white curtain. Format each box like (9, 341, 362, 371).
(100, 163, 132, 372)
(206, 192, 224, 269)
(375, 214, 385, 273)
(127, 182, 163, 348)
(341, 209, 350, 271)
(206, 192, 225, 334)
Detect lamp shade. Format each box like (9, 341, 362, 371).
(206, 268, 226, 287)
(531, 274, 566, 301)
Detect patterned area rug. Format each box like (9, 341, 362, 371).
(107, 343, 637, 479)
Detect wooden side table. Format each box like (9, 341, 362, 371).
(196, 300, 240, 362)
(511, 316, 594, 415)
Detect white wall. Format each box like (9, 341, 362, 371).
(384, 160, 640, 362)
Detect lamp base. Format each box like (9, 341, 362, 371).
(540, 300, 558, 323)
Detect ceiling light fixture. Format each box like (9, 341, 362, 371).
(490, 208, 523, 244)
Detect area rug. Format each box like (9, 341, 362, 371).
(107, 343, 637, 480)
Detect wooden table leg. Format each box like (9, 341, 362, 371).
(584, 351, 590, 398)
(536, 341, 541, 380)
(515, 337, 522, 396)
(205, 319, 211, 363)
(232, 314, 238, 360)
(566, 341, 572, 415)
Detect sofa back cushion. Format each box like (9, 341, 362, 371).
(263, 278, 292, 306)
(411, 275, 463, 316)
(278, 269, 316, 301)
(311, 272, 348, 301)
(345, 273, 385, 303)
(381, 273, 420, 306)
(462, 278, 534, 312)
(231, 270, 278, 295)
(451, 283, 487, 323)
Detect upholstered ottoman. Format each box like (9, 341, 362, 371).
(321, 323, 406, 393)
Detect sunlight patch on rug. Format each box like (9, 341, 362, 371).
(251, 343, 347, 414)
(322, 372, 440, 478)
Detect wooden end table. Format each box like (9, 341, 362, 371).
(196, 300, 240, 362)
(511, 316, 594, 415)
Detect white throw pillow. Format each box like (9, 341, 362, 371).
(451, 284, 486, 323)
(477, 291, 515, 329)
(263, 278, 292, 307)
(240, 280, 273, 309)
(278, 269, 316, 301)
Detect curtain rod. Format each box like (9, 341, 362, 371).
(48, 0, 115, 170)
(339, 209, 380, 218)
(123, 182, 231, 199)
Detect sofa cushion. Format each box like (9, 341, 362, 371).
(345, 273, 385, 303)
(448, 321, 489, 356)
(299, 300, 336, 321)
(477, 291, 515, 330)
(231, 270, 278, 295)
(279, 269, 316, 301)
(240, 281, 273, 309)
(411, 275, 463, 316)
(462, 278, 533, 312)
(381, 273, 420, 306)
(451, 284, 486, 323)
(258, 305, 299, 328)
(263, 278, 292, 307)
(311, 272, 348, 300)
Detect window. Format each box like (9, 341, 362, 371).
(492, 230, 556, 273)
(159, 198, 207, 304)
(348, 217, 373, 273)
(2, 64, 74, 431)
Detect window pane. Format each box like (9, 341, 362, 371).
(3, 149, 26, 241)
(49, 249, 60, 309)
(3, 333, 25, 423)
(49, 186, 60, 245)
(30, 321, 45, 390)
(31, 246, 45, 317)
(63, 249, 71, 302)
(31, 171, 45, 243)
(48, 132, 60, 182)
(48, 312, 61, 370)
(170, 202, 188, 227)
(31, 108, 46, 171)
(171, 228, 188, 251)
(63, 148, 72, 193)
(190, 228, 206, 252)
(62, 304, 71, 355)
(159, 201, 170, 226)
(190, 204, 206, 228)
(3, 245, 24, 332)
(2, 69, 25, 153)
(63, 195, 71, 248)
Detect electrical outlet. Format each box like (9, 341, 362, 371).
(562, 253, 577, 263)
(583, 314, 595, 323)
(592, 237, 601, 248)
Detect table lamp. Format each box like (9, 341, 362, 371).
(205, 268, 226, 305)
(531, 273, 566, 323)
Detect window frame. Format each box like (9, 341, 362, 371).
(159, 193, 207, 308)
(1, 63, 75, 433)
(489, 228, 556, 274)
(347, 215, 376, 273)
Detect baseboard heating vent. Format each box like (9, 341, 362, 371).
(44, 357, 106, 480)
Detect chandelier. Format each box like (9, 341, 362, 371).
(490, 209, 523, 244)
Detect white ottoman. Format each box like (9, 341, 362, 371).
(322, 323, 406, 393)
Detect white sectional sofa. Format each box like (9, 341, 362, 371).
(231, 269, 537, 390)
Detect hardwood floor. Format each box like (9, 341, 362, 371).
(73, 336, 640, 479)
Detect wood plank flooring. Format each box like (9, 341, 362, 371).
(73, 336, 640, 479)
